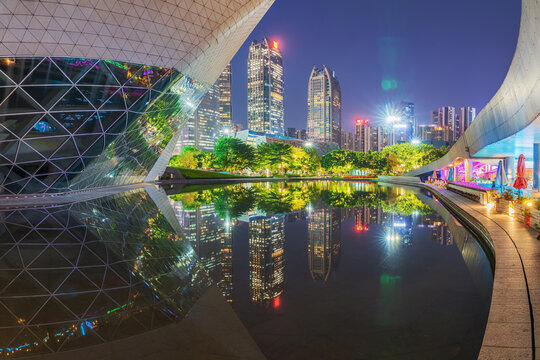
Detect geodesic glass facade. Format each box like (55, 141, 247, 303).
(0, 189, 210, 357)
(0, 57, 206, 195)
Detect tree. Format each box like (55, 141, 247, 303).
(322, 150, 357, 175)
(214, 137, 255, 173)
(169, 146, 200, 169)
(195, 151, 216, 170)
(256, 142, 293, 175)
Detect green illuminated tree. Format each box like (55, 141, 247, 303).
(256, 142, 293, 175)
(214, 137, 255, 172)
(169, 146, 200, 169)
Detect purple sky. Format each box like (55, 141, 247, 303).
(230, 0, 521, 133)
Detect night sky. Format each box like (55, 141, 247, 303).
(230, 0, 521, 133)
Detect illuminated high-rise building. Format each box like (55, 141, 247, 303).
(456, 107, 476, 139)
(308, 208, 341, 282)
(249, 214, 285, 305)
(218, 63, 233, 137)
(178, 81, 220, 151)
(248, 38, 284, 135)
(355, 119, 370, 152)
(341, 131, 355, 150)
(432, 106, 456, 142)
(307, 66, 342, 146)
(172, 202, 234, 303)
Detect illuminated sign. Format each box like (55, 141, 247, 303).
(356, 119, 369, 125)
(273, 41, 279, 49)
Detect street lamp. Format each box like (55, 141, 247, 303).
(304, 141, 313, 148)
(411, 138, 421, 145)
(386, 115, 401, 123)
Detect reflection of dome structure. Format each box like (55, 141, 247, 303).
(0, 0, 274, 194)
(0, 189, 210, 358)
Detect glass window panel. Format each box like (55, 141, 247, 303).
(66, 158, 84, 173)
(50, 138, 78, 159)
(74, 113, 101, 134)
(4, 178, 30, 194)
(50, 111, 93, 133)
(35, 161, 62, 175)
(17, 161, 43, 176)
(103, 61, 143, 86)
(49, 174, 68, 190)
(16, 141, 46, 163)
(104, 114, 128, 134)
(77, 86, 121, 110)
(0, 124, 16, 141)
(0, 154, 11, 165)
(123, 87, 148, 108)
(81, 156, 97, 168)
(127, 91, 151, 113)
(77, 60, 119, 86)
(81, 136, 104, 157)
(52, 58, 97, 83)
(98, 111, 124, 132)
(22, 86, 70, 110)
(35, 172, 61, 187)
(51, 158, 76, 172)
(4, 165, 30, 183)
(0, 113, 43, 137)
(73, 134, 101, 154)
(24, 136, 69, 159)
(0, 140, 18, 162)
(23, 115, 69, 139)
(99, 89, 126, 110)
(51, 87, 93, 111)
(150, 70, 177, 93)
(0, 165, 11, 183)
(22, 58, 71, 85)
(0, 88, 42, 114)
(22, 178, 47, 193)
(0, 58, 42, 84)
(0, 71, 15, 86)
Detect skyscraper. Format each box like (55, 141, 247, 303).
(398, 101, 415, 140)
(355, 119, 370, 152)
(248, 38, 284, 135)
(218, 63, 233, 137)
(177, 81, 220, 152)
(307, 66, 342, 146)
(457, 107, 476, 137)
(341, 131, 355, 150)
(432, 106, 456, 142)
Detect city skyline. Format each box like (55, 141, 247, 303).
(230, 0, 520, 133)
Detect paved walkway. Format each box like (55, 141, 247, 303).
(385, 179, 539, 359)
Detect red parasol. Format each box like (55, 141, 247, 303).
(513, 155, 528, 196)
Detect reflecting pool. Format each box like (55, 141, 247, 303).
(168, 181, 493, 359)
(0, 181, 493, 359)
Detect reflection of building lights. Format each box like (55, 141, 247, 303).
(273, 296, 281, 309)
(393, 222, 406, 227)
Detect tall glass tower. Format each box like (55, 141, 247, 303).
(218, 63, 233, 137)
(247, 38, 284, 135)
(307, 66, 342, 146)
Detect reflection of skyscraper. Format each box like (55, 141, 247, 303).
(249, 214, 285, 305)
(418, 213, 453, 246)
(248, 38, 284, 135)
(308, 208, 341, 282)
(172, 202, 234, 303)
(355, 206, 370, 231)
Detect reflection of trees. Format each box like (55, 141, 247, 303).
(382, 193, 432, 216)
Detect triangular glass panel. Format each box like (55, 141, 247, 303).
(56, 292, 97, 317)
(110, 315, 147, 340)
(0, 246, 22, 267)
(27, 321, 74, 352)
(76, 246, 106, 267)
(23, 115, 69, 139)
(57, 269, 100, 293)
(0, 141, 18, 162)
(0, 165, 11, 182)
(28, 269, 72, 294)
(103, 60, 143, 87)
(0, 124, 16, 141)
(98, 111, 124, 132)
(16, 161, 42, 176)
(50, 158, 76, 172)
(74, 135, 101, 155)
(0, 113, 43, 137)
(99, 89, 126, 110)
(77, 85, 121, 110)
(7, 328, 52, 356)
(81, 136, 104, 157)
(73, 112, 101, 134)
(51, 244, 81, 265)
(21, 85, 70, 110)
(4, 178, 30, 194)
(51, 87, 93, 111)
(0, 300, 19, 327)
(77, 60, 120, 86)
(0, 58, 42, 84)
(16, 141, 45, 163)
(2, 271, 49, 296)
(27, 246, 72, 268)
(35, 161, 62, 176)
(0, 87, 42, 114)
(18, 229, 48, 244)
(51, 111, 93, 133)
(53, 230, 81, 245)
(145, 66, 171, 88)
(29, 297, 74, 324)
(49, 174, 68, 190)
(79, 266, 106, 289)
(60, 325, 104, 351)
(102, 268, 130, 289)
(52, 58, 97, 83)
(122, 87, 148, 107)
(23, 177, 48, 194)
(65, 158, 84, 174)
(36, 214, 64, 229)
(104, 113, 128, 135)
(22, 58, 71, 85)
(4, 165, 31, 183)
(0, 70, 15, 86)
(1, 294, 49, 323)
(0, 86, 14, 103)
(35, 173, 62, 187)
(126, 90, 151, 113)
(24, 136, 69, 159)
(50, 138, 79, 159)
(17, 245, 46, 266)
